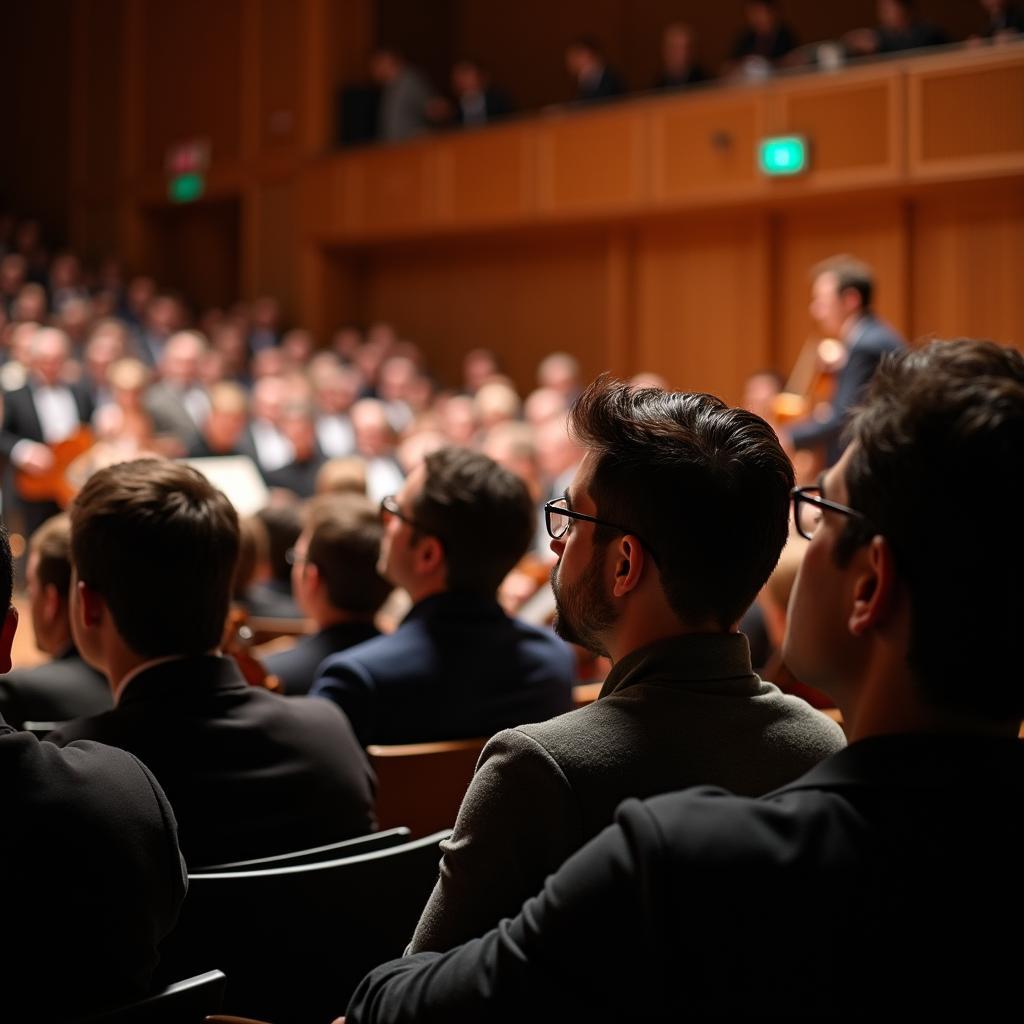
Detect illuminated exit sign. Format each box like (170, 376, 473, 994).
(166, 138, 211, 203)
(759, 135, 809, 176)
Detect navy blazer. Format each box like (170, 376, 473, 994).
(791, 313, 905, 465)
(347, 733, 1024, 1021)
(265, 621, 380, 696)
(49, 654, 376, 868)
(311, 591, 575, 746)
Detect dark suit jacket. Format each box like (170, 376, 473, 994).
(311, 591, 576, 746)
(49, 655, 376, 868)
(576, 66, 626, 103)
(455, 87, 513, 125)
(1, 719, 185, 1020)
(265, 621, 380, 696)
(0, 380, 93, 458)
(348, 734, 1024, 1021)
(263, 451, 326, 498)
(790, 313, 906, 465)
(0, 644, 111, 728)
(242, 579, 304, 619)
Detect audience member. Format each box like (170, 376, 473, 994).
(0, 514, 110, 728)
(145, 330, 210, 456)
(196, 381, 250, 457)
(537, 351, 581, 401)
(265, 401, 327, 498)
(846, 0, 948, 55)
(450, 59, 514, 126)
(727, 0, 798, 73)
(265, 494, 389, 695)
(48, 459, 376, 867)
(565, 36, 626, 103)
(134, 292, 182, 367)
(371, 47, 436, 142)
(0, 326, 93, 535)
(788, 254, 905, 466)
(0, 518, 185, 1021)
(346, 338, 1024, 1020)
(976, 0, 1024, 39)
(245, 502, 305, 618)
(409, 377, 844, 952)
(655, 22, 709, 89)
(312, 447, 575, 745)
(350, 398, 405, 502)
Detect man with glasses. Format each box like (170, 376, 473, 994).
(310, 447, 574, 746)
(344, 340, 1024, 1021)
(408, 376, 844, 954)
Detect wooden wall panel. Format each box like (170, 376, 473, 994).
(250, 180, 299, 313)
(538, 108, 649, 214)
(141, 0, 244, 174)
(774, 199, 909, 373)
(650, 91, 764, 203)
(634, 217, 771, 403)
(772, 67, 903, 190)
(909, 50, 1024, 180)
(359, 237, 613, 392)
(74, 0, 123, 197)
(911, 185, 1024, 349)
(259, 0, 303, 153)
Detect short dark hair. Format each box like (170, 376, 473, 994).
(570, 376, 794, 629)
(840, 339, 1024, 722)
(257, 504, 303, 585)
(30, 513, 72, 597)
(306, 494, 391, 615)
(0, 520, 12, 611)
(71, 459, 240, 659)
(412, 447, 534, 596)
(813, 254, 875, 310)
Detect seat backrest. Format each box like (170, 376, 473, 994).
(75, 970, 226, 1024)
(368, 738, 485, 836)
(159, 832, 451, 1023)
(193, 826, 412, 872)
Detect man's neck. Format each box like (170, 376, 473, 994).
(607, 615, 727, 666)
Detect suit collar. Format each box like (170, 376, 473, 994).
(403, 591, 505, 624)
(600, 632, 756, 699)
(771, 733, 1024, 796)
(118, 654, 247, 706)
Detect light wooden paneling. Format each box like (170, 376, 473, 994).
(911, 185, 1024, 348)
(634, 216, 772, 403)
(909, 49, 1024, 181)
(650, 90, 765, 204)
(537, 106, 649, 214)
(359, 236, 614, 392)
(771, 65, 903, 191)
(250, 180, 298, 313)
(435, 124, 536, 227)
(774, 199, 909, 374)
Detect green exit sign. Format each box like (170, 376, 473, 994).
(169, 171, 205, 203)
(759, 136, 809, 176)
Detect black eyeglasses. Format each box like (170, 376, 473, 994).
(791, 485, 871, 541)
(543, 495, 659, 562)
(380, 495, 442, 542)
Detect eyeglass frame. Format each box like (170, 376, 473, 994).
(543, 494, 660, 563)
(791, 484, 873, 542)
(380, 495, 444, 544)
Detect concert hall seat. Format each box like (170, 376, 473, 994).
(76, 970, 226, 1024)
(159, 831, 452, 1022)
(367, 739, 485, 836)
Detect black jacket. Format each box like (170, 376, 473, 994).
(0, 644, 111, 728)
(49, 654, 376, 868)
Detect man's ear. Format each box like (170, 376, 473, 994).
(414, 536, 445, 577)
(0, 607, 18, 674)
(611, 536, 646, 599)
(848, 535, 898, 637)
(42, 582, 61, 627)
(77, 579, 106, 630)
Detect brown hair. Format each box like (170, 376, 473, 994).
(70, 458, 239, 658)
(305, 495, 391, 615)
(30, 513, 73, 597)
(812, 254, 875, 310)
(569, 375, 794, 629)
(841, 339, 1024, 721)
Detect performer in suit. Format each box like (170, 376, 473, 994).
(450, 60, 513, 127)
(265, 494, 387, 696)
(789, 254, 906, 467)
(312, 448, 575, 746)
(565, 37, 626, 103)
(0, 326, 93, 535)
(0, 516, 184, 1021)
(343, 343, 1024, 1022)
(0, 514, 110, 729)
(47, 459, 376, 868)
(409, 378, 844, 954)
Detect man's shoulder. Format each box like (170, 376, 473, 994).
(855, 316, 906, 355)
